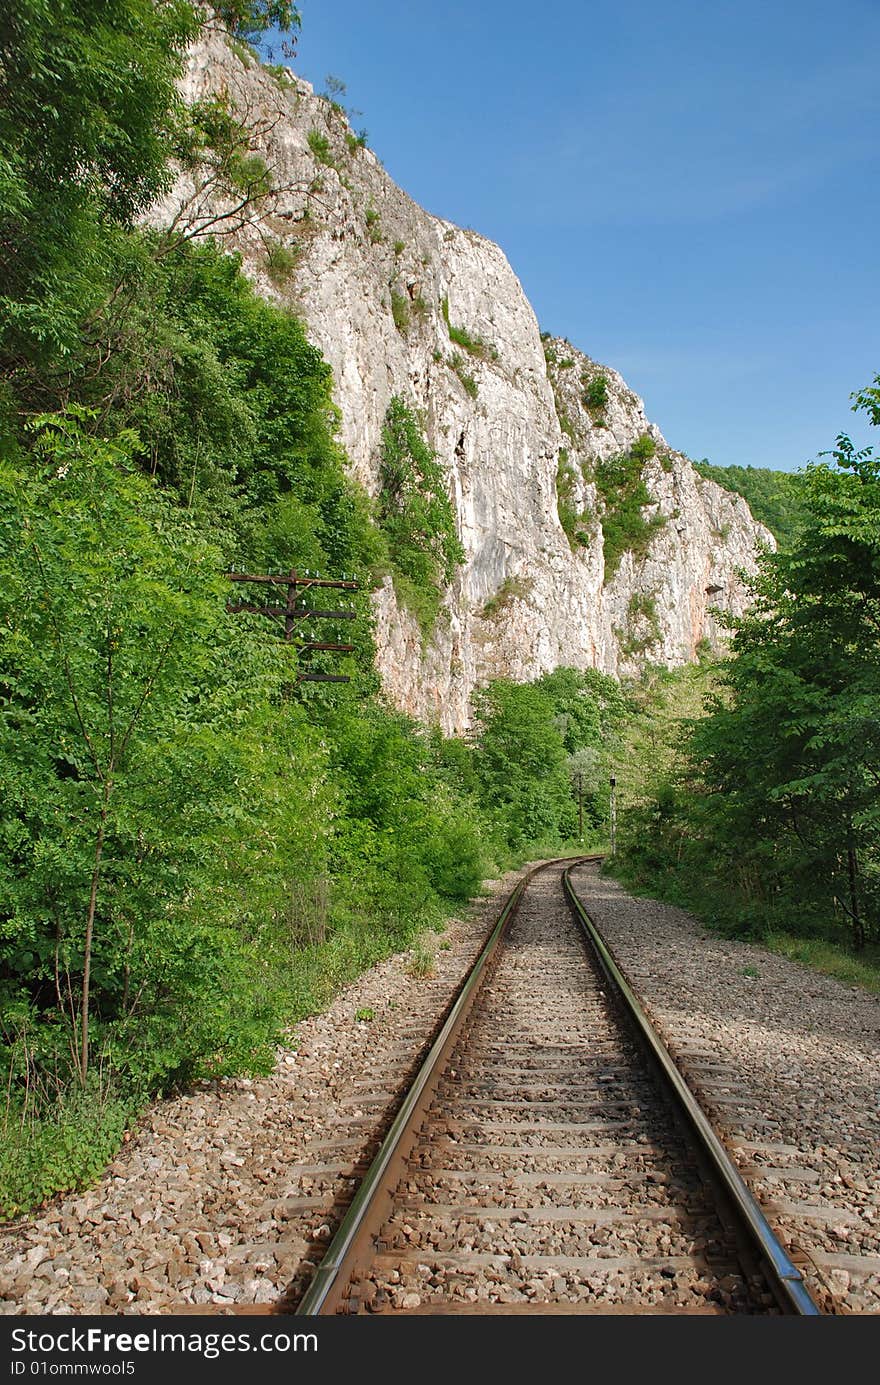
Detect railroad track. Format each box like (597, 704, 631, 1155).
(287, 859, 820, 1316)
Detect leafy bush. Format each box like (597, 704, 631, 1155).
(307, 128, 335, 166)
(266, 240, 299, 283)
(582, 372, 608, 413)
(390, 291, 410, 334)
(365, 204, 382, 243)
(596, 435, 666, 576)
(617, 591, 661, 656)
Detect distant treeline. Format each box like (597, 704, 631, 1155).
(693, 461, 808, 548)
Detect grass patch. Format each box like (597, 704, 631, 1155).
(406, 941, 436, 978)
(481, 574, 534, 619)
(441, 297, 498, 362)
(1, 1076, 142, 1222)
(448, 353, 478, 399)
(764, 934, 880, 993)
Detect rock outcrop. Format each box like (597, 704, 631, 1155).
(154, 30, 773, 732)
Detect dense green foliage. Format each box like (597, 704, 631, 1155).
(473, 668, 629, 852)
(555, 451, 594, 550)
(595, 433, 666, 577)
(0, 0, 198, 383)
(615, 384, 880, 953)
(377, 397, 464, 636)
(0, 0, 632, 1219)
(692, 460, 807, 548)
(582, 371, 608, 414)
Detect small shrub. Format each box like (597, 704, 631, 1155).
(582, 372, 609, 414)
(631, 432, 656, 462)
(355, 1007, 375, 1022)
(345, 129, 369, 153)
(265, 241, 299, 285)
(393, 239, 406, 255)
(365, 204, 382, 243)
(449, 353, 478, 399)
(618, 591, 662, 656)
(482, 574, 534, 618)
(265, 63, 295, 89)
(307, 129, 335, 166)
(390, 291, 410, 334)
(559, 357, 575, 369)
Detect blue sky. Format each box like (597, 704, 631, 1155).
(281, 0, 878, 471)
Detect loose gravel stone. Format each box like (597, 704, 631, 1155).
(0, 870, 523, 1315)
(570, 862, 880, 1315)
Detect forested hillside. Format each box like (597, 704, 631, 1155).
(692, 461, 807, 548)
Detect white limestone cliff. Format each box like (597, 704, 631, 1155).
(154, 30, 773, 732)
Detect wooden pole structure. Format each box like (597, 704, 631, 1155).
(224, 569, 358, 682)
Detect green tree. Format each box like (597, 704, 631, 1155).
(377, 397, 464, 635)
(0, 413, 328, 1086)
(473, 681, 574, 850)
(618, 378, 880, 949)
(0, 0, 200, 384)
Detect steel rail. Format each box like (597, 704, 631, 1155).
(561, 864, 822, 1317)
(294, 856, 590, 1316)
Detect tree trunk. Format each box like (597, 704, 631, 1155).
(847, 836, 864, 952)
(81, 788, 110, 1082)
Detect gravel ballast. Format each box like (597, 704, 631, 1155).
(571, 863, 880, 1315)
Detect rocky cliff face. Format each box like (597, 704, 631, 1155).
(155, 30, 773, 732)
